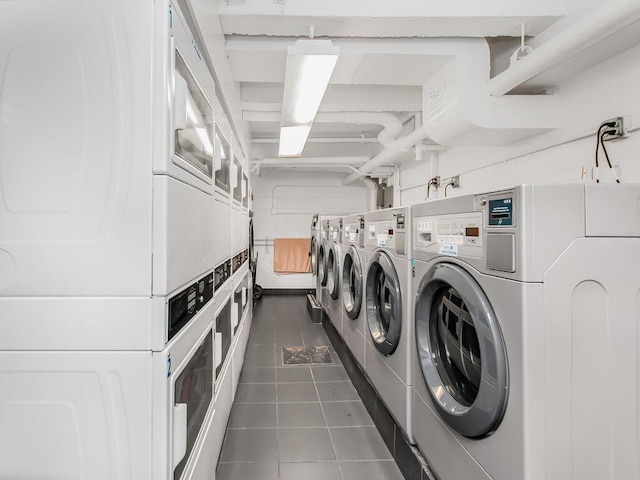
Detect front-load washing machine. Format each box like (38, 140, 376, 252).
(323, 218, 344, 335)
(364, 207, 413, 442)
(311, 214, 339, 302)
(411, 184, 640, 480)
(341, 214, 367, 367)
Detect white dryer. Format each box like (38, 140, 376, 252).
(341, 214, 367, 367)
(364, 207, 413, 442)
(411, 184, 640, 480)
(323, 218, 344, 335)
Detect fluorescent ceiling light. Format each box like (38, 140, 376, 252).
(279, 125, 312, 157)
(279, 39, 340, 157)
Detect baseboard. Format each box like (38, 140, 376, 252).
(261, 288, 314, 296)
(322, 317, 438, 480)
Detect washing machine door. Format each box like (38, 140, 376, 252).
(365, 251, 401, 355)
(415, 262, 508, 438)
(318, 241, 328, 287)
(327, 243, 341, 300)
(342, 245, 363, 320)
(310, 236, 317, 276)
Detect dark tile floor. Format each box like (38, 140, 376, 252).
(216, 295, 405, 480)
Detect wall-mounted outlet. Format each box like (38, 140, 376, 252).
(431, 176, 441, 188)
(600, 117, 625, 141)
(451, 175, 460, 188)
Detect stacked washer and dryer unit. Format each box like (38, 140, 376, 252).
(0, 3, 251, 480)
(411, 184, 640, 480)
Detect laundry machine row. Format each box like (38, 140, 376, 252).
(411, 184, 640, 480)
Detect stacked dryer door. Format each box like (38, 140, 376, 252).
(323, 218, 344, 335)
(341, 214, 367, 367)
(411, 184, 640, 480)
(363, 207, 413, 443)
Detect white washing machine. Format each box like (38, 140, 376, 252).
(341, 214, 367, 367)
(411, 184, 640, 480)
(364, 207, 413, 443)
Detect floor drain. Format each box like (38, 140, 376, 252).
(281, 346, 334, 365)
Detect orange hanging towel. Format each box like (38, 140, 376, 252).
(273, 238, 312, 273)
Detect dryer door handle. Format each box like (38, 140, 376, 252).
(172, 403, 188, 467)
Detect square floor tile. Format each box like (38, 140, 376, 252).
(220, 428, 278, 462)
(278, 428, 335, 462)
(276, 367, 313, 383)
(330, 426, 393, 461)
(279, 462, 341, 480)
(312, 365, 349, 382)
(239, 367, 276, 384)
(339, 460, 404, 480)
(234, 383, 277, 403)
(278, 402, 326, 428)
(302, 332, 331, 346)
(228, 403, 277, 428)
(277, 382, 319, 403)
(244, 345, 276, 367)
(217, 462, 278, 480)
(322, 401, 374, 427)
(316, 381, 360, 401)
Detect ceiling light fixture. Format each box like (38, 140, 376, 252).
(278, 39, 340, 157)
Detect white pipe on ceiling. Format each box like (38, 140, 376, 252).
(252, 137, 379, 144)
(359, 176, 379, 211)
(342, 129, 442, 185)
(243, 111, 403, 147)
(489, 0, 640, 96)
(254, 156, 371, 166)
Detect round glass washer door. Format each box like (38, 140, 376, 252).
(318, 241, 328, 287)
(327, 243, 341, 300)
(415, 262, 508, 438)
(342, 245, 363, 320)
(365, 251, 402, 355)
(310, 236, 317, 276)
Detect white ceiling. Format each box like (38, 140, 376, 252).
(193, 0, 571, 173)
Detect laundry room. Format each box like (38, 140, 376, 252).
(0, 1, 639, 480)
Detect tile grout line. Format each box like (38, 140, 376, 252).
(309, 366, 346, 480)
(273, 318, 281, 479)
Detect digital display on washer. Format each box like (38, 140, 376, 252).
(489, 197, 513, 226)
(465, 227, 480, 237)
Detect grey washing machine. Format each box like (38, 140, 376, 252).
(364, 206, 414, 443)
(411, 184, 640, 480)
(341, 214, 367, 367)
(322, 218, 344, 335)
(311, 215, 338, 303)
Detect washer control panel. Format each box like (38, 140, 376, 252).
(414, 212, 483, 258)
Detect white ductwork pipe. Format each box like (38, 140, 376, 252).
(489, 0, 640, 96)
(343, 127, 434, 185)
(243, 111, 403, 147)
(255, 156, 370, 167)
(359, 176, 379, 211)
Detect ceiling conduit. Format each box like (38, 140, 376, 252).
(342, 37, 557, 185)
(489, 0, 640, 96)
(243, 111, 403, 147)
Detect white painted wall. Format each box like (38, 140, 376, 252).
(251, 170, 368, 289)
(399, 42, 640, 206)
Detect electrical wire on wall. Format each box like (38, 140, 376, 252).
(444, 181, 455, 197)
(425, 177, 440, 200)
(594, 120, 623, 183)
